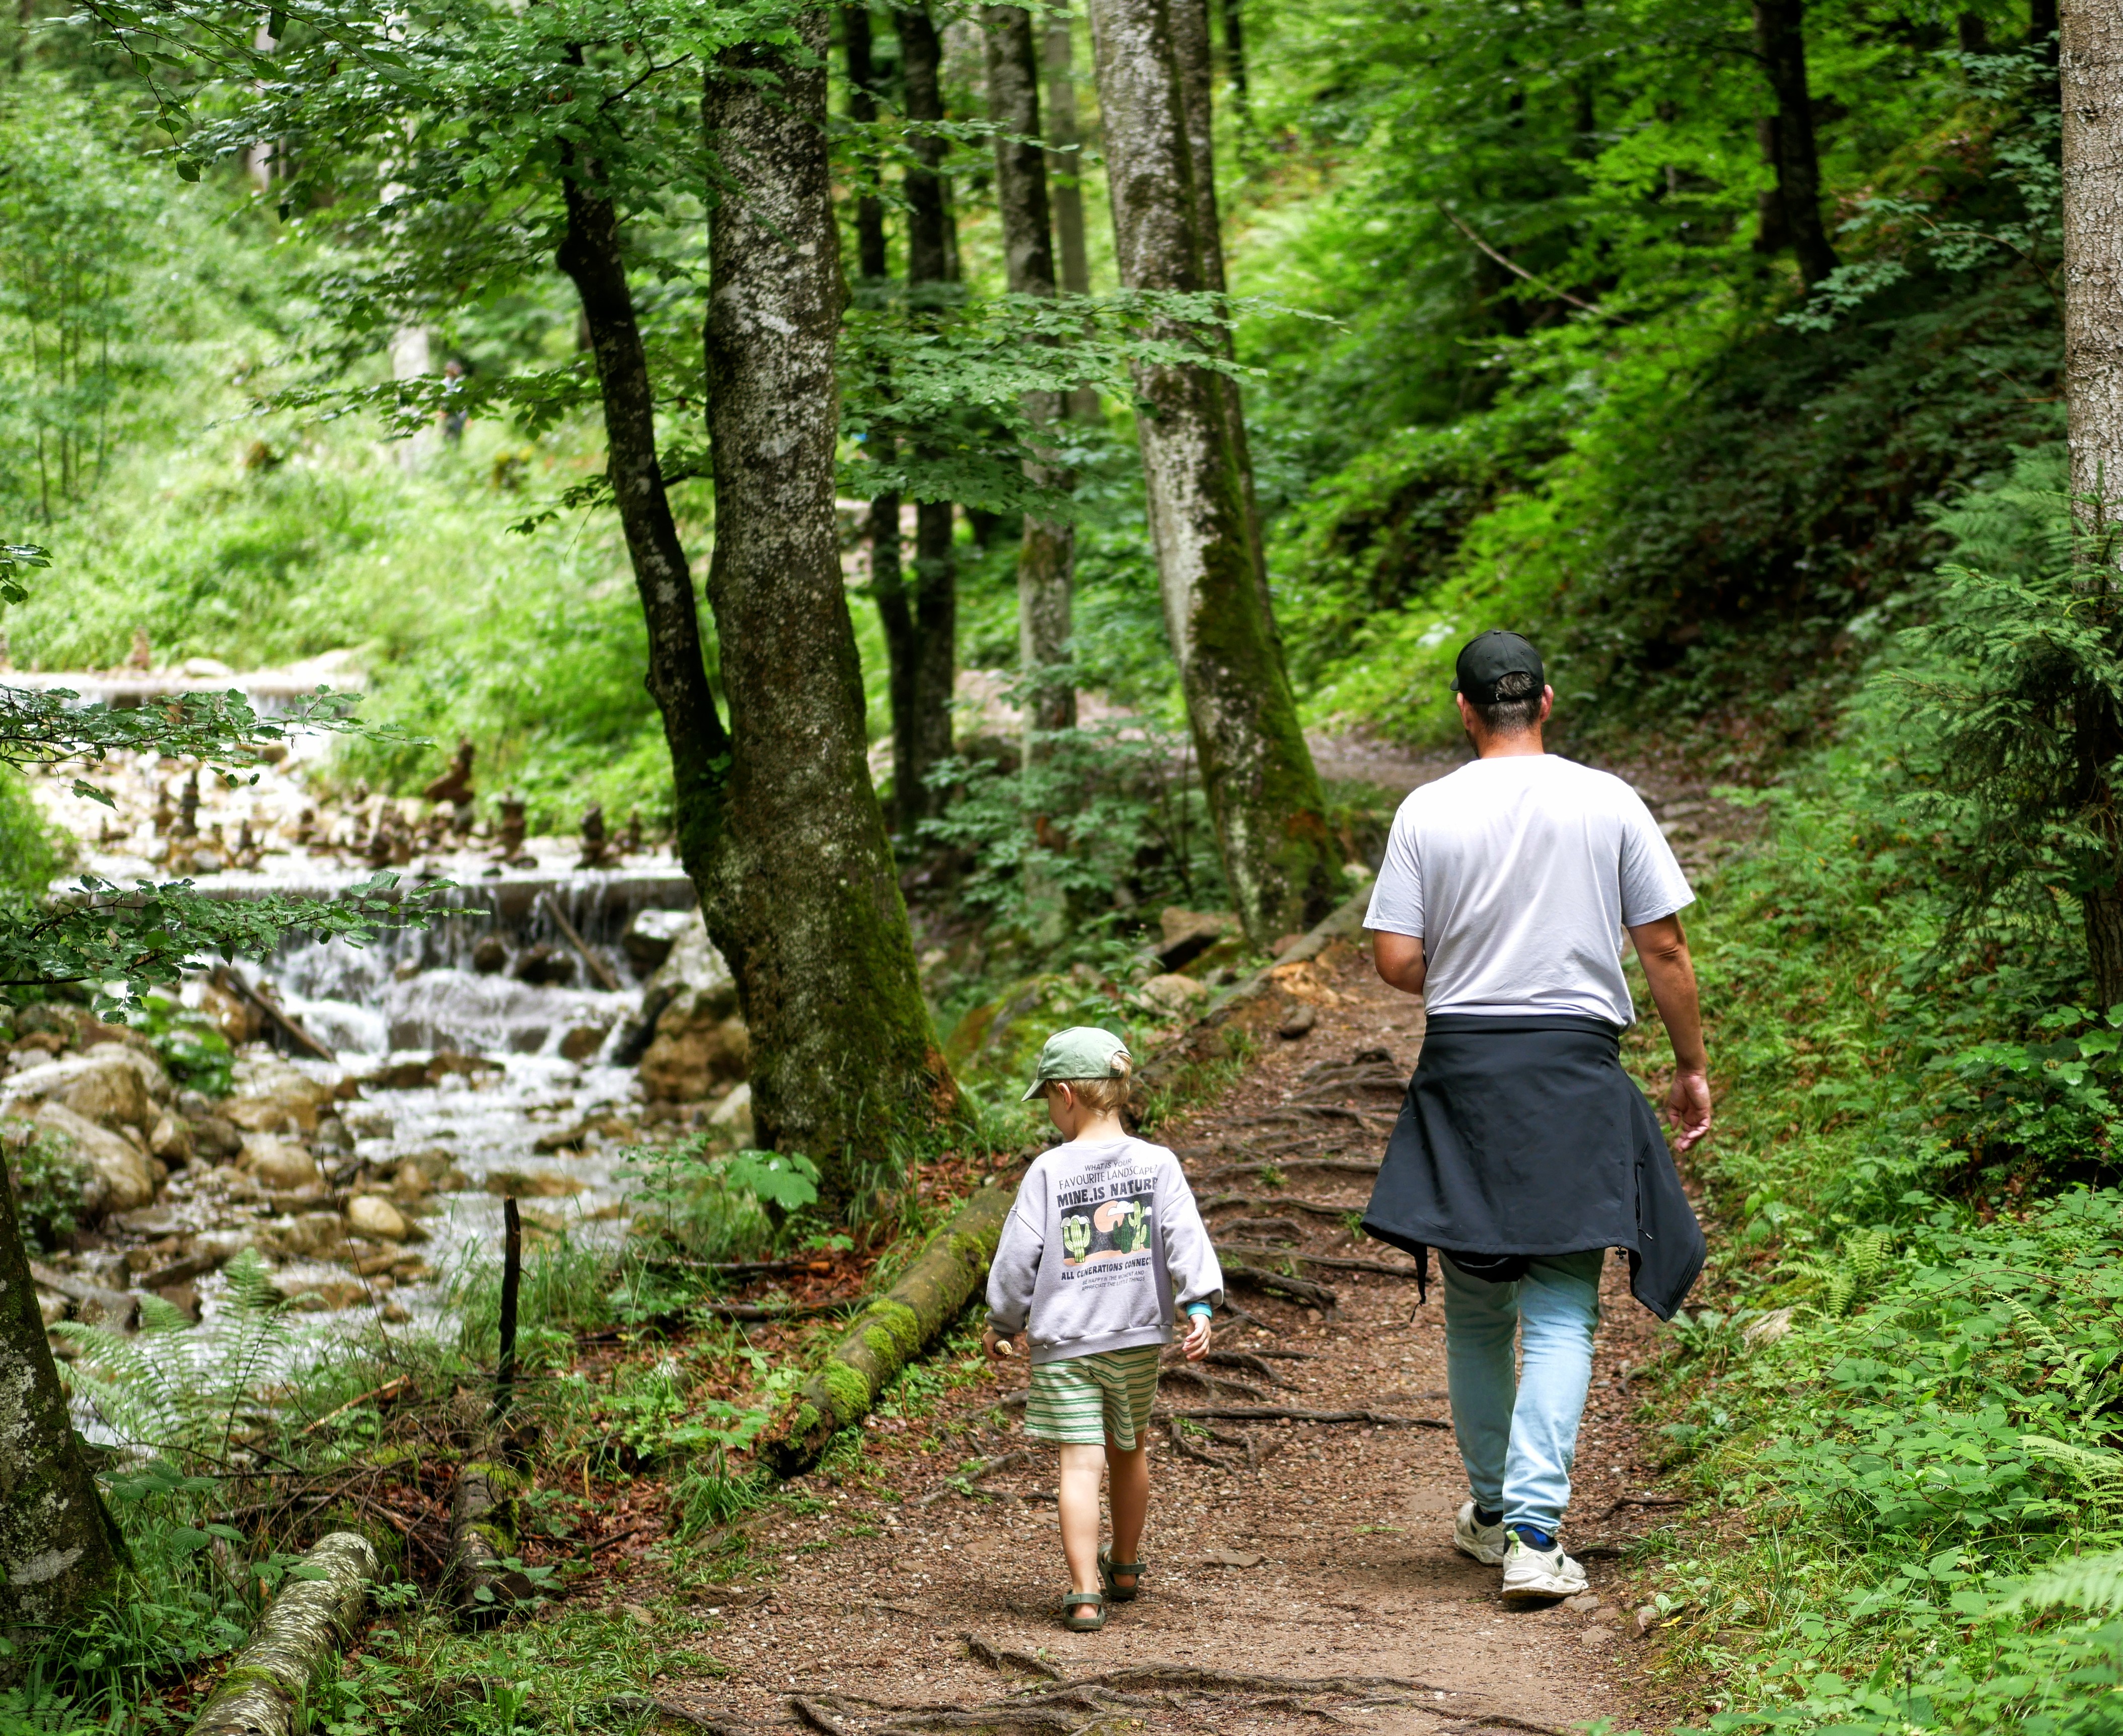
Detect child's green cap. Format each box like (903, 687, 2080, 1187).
(1021, 1026, 1132, 1100)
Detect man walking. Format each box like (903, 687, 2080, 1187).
(1360, 630, 1711, 1603)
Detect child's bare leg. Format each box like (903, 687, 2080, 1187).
(1106, 1436, 1149, 1589)
(1057, 1443, 1107, 1616)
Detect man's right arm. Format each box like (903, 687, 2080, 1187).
(1371, 930, 1426, 997)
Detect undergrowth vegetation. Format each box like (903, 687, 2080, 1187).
(1613, 476, 2123, 1733)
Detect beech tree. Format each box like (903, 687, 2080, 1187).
(986, 3, 1076, 735)
(2060, 0, 2123, 1002)
(1751, 0, 1838, 287)
(1082, 0, 1341, 944)
(876, 0, 960, 833)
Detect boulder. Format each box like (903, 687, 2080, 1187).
(1140, 973, 1210, 1015)
(240, 1133, 321, 1193)
(149, 1113, 194, 1166)
(708, 1082, 754, 1143)
(346, 1195, 410, 1241)
(81, 1041, 172, 1105)
(617, 910, 737, 1069)
(225, 1056, 337, 1134)
(639, 1009, 749, 1103)
(192, 1116, 242, 1162)
(33, 1102, 157, 1215)
(1157, 906, 1239, 970)
(622, 907, 700, 977)
(2, 1054, 152, 1133)
(271, 1211, 346, 1258)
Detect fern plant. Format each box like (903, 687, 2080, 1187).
(56, 1250, 291, 1462)
(1995, 1548, 2123, 1615)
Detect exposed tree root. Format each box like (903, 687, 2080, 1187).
(1156, 1404, 1448, 1428)
(1197, 1156, 1381, 1185)
(1216, 1243, 1423, 1279)
(1220, 1264, 1342, 1310)
(915, 1451, 1029, 1508)
(1201, 1192, 1367, 1220)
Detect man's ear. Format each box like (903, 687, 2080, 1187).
(1540, 685, 1555, 723)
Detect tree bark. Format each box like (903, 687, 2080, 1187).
(988, 2, 1077, 736)
(760, 1177, 1018, 1476)
(844, 4, 889, 281)
(1751, 0, 1839, 288)
(1043, 10, 1094, 300)
(702, 19, 960, 1190)
(1219, 0, 1248, 120)
(1084, 0, 1341, 945)
(884, 0, 959, 830)
(186, 1533, 378, 1736)
(555, 151, 733, 889)
(2061, 0, 2123, 1007)
(0, 1155, 122, 1674)
(2062, 0, 2123, 542)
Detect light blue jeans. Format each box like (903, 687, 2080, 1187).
(1440, 1249, 1605, 1536)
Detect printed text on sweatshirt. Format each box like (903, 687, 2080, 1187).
(986, 1136, 1224, 1365)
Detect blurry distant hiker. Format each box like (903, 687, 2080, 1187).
(984, 1028, 1223, 1631)
(1360, 630, 1710, 1604)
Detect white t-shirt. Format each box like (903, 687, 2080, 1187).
(1363, 754, 1693, 1025)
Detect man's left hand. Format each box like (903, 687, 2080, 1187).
(1665, 1068, 1712, 1151)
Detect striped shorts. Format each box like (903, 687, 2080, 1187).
(1024, 1345, 1162, 1449)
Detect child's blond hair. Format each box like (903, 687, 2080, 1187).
(1044, 1050, 1133, 1114)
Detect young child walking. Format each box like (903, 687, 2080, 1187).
(984, 1027, 1223, 1631)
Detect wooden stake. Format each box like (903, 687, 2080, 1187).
(494, 1196, 521, 1422)
(538, 891, 622, 992)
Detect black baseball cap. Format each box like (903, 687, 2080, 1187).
(1450, 630, 1546, 704)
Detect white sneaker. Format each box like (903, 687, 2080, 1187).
(1452, 1500, 1509, 1566)
(1500, 1530, 1587, 1602)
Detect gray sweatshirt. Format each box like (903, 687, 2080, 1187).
(986, 1135, 1224, 1365)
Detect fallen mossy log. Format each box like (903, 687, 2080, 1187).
(758, 1178, 1019, 1478)
(188, 1531, 379, 1736)
(450, 1456, 534, 1625)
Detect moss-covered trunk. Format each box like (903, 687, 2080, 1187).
(760, 1179, 1017, 1477)
(987, 2, 1077, 737)
(0, 1160, 122, 1676)
(1083, 0, 1341, 946)
(701, 21, 960, 1200)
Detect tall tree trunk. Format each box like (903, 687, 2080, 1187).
(987, 2, 1077, 736)
(702, 21, 959, 1189)
(844, 4, 889, 281)
(885, 0, 958, 830)
(555, 155, 732, 888)
(1751, 0, 1838, 288)
(2061, 0, 2123, 1007)
(1219, 0, 1248, 120)
(0, 1158, 123, 1675)
(1083, 0, 1342, 945)
(1043, 7, 1101, 422)
(1168, 0, 1279, 647)
(1044, 10, 1093, 298)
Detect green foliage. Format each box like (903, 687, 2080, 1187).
(132, 992, 234, 1097)
(6, 1126, 89, 1250)
(56, 1249, 291, 1459)
(0, 766, 66, 900)
(919, 713, 1228, 968)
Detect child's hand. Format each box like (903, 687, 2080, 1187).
(982, 1327, 1017, 1364)
(1181, 1310, 1212, 1360)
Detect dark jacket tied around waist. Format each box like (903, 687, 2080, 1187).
(1360, 1014, 1705, 1320)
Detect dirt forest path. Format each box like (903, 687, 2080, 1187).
(655, 939, 1688, 1736)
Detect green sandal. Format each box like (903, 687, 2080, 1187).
(1059, 1588, 1107, 1631)
(1098, 1549, 1145, 1604)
